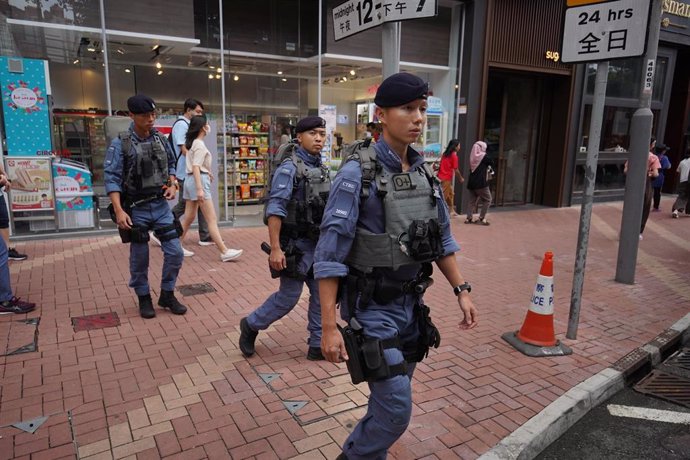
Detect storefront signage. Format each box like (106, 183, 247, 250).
(545, 50, 561, 62)
(332, 0, 438, 41)
(663, 0, 690, 17)
(661, 1, 690, 45)
(561, 0, 651, 63)
(319, 105, 337, 167)
(4, 157, 54, 211)
(0, 58, 52, 156)
(427, 96, 443, 115)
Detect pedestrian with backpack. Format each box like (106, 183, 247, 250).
(178, 115, 243, 263)
(161, 98, 209, 256)
(239, 116, 331, 360)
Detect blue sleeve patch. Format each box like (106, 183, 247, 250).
(331, 180, 357, 219)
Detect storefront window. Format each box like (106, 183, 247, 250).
(585, 56, 668, 102)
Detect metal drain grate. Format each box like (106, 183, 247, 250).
(177, 283, 216, 297)
(72, 312, 120, 332)
(663, 348, 690, 373)
(634, 370, 690, 409)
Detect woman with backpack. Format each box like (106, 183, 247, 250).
(178, 115, 243, 262)
(465, 140, 494, 225)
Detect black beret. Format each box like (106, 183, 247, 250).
(127, 94, 156, 114)
(374, 73, 428, 108)
(296, 116, 326, 133)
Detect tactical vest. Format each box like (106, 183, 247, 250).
(343, 141, 443, 273)
(121, 131, 169, 198)
(281, 152, 331, 240)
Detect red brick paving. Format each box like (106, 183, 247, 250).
(0, 200, 689, 459)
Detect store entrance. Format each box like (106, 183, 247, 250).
(483, 71, 569, 206)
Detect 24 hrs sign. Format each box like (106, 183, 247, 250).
(561, 0, 651, 63)
(332, 0, 437, 41)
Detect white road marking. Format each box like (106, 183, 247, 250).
(607, 404, 690, 425)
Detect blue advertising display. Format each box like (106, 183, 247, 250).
(0, 57, 52, 156)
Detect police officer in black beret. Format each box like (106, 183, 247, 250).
(314, 73, 478, 459)
(104, 94, 187, 319)
(239, 116, 332, 360)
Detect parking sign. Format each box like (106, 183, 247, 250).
(561, 0, 651, 63)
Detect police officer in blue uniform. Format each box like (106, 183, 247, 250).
(315, 73, 478, 459)
(239, 116, 331, 360)
(104, 95, 187, 319)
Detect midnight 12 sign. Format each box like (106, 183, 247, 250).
(332, 0, 437, 41)
(561, 0, 651, 63)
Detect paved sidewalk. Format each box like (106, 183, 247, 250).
(0, 200, 688, 460)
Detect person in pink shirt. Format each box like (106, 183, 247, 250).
(437, 139, 464, 216)
(624, 137, 660, 239)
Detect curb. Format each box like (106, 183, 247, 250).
(479, 313, 690, 460)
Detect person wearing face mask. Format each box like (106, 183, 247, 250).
(178, 115, 243, 262)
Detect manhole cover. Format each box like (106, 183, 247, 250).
(634, 370, 690, 409)
(177, 283, 216, 296)
(72, 312, 120, 332)
(0, 318, 39, 356)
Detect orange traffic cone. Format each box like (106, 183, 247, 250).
(502, 251, 572, 357)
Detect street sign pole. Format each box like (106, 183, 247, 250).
(615, 0, 663, 284)
(568, 61, 609, 340)
(382, 22, 401, 78)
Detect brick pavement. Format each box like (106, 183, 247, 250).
(0, 200, 688, 459)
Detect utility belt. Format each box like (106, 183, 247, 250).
(344, 262, 434, 310)
(260, 240, 305, 280)
(108, 193, 181, 244)
(338, 304, 441, 385)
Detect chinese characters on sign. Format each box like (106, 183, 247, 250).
(332, 0, 437, 41)
(561, 0, 651, 63)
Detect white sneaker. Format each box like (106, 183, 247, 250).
(182, 246, 195, 257)
(639, 234, 644, 241)
(672, 210, 679, 219)
(198, 239, 215, 246)
(220, 248, 243, 262)
(149, 232, 161, 246)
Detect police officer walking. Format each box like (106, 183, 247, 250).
(239, 116, 331, 360)
(104, 95, 187, 319)
(314, 73, 478, 459)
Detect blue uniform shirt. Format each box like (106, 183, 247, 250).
(265, 146, 323, 219)
(104, 124, 177, 195)
(314, 139, 459, 280)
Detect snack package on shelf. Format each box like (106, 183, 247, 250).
(251, 187, 263, 199)
(240, 184, 251, 199)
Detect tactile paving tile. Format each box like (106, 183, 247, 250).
(71, 312, 120, 332)
(177, 282, 216, 296)
(0, 318, 40, 356)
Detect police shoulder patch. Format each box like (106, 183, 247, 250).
(331, 180, 357, 219)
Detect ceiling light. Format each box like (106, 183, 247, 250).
(151, 45, 160, 51)
(124, 68, 131, 73)
(157, 69, 163, 75)
(215, 74, 221, 79)
(73, 59, 79, 64)
(116, 48, 125, 55)
(342, 76, 348, 82)
(87, 46, 96, 52)
(209, 65, 215, 69)
(216, 67, 222, 73)
(208, 74, 214, 79)
(233, 75, 239, 81)
(281, 78, 287, 82)
(155, 62, 162, 69)
(277, 70, 283, 75)
(350, 69, 356, 76)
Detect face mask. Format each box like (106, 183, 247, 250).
(204, 124, 211, 135)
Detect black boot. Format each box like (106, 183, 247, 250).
(239, 317, 258, 357)
(307, 346, 325, 361)
(138, 294, 155, 319)
(158, 290, 187, 315)
(335, 452, 348, 460)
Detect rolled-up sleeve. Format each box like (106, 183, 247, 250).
(435, 182, 460, 255)
(265, 162, 296, 219)
(104, 138, 124, 194)
(314, 161, 362, 279)
(163, 136, 177, 176)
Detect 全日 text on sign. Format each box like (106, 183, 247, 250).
(561, 0, 651, 63)
(332, 0, 437, 41)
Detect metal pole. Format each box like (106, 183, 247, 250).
(219, 0, 229, 222)
(615, 0, 663, 284)
(98, 0, 112, 114)
(381, 22, 400, 78)
(567, 61, 609, 340)
(318, 0, 322, 109)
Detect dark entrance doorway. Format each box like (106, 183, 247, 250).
(482, 71, 570, 207)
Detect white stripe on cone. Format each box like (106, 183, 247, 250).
(529, 274, 554, 315)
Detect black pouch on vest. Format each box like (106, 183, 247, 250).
(407, 219, 443, 260)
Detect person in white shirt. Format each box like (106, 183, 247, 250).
(672, 147, 690, 219)
(179, 115, 243, 262)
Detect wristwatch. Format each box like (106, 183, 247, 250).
(453, 282, 472, 296)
